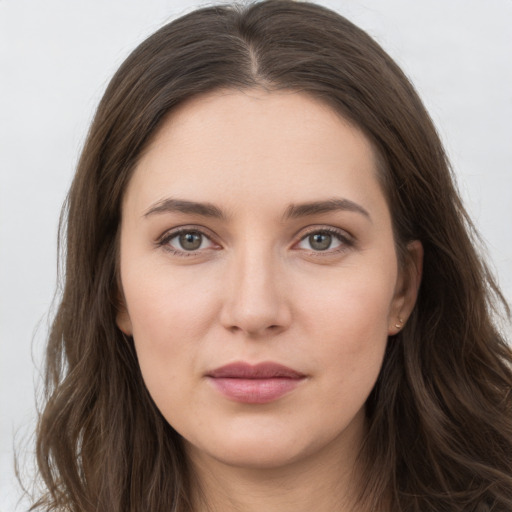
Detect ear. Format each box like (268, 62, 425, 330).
(116, 290, 133, 336)
(388, 240, 423, 335)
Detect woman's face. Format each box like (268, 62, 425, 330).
(117, 89, 421, 471)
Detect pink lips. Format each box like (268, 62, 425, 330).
(206, 362, 306, 404)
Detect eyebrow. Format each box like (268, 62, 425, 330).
(283, 198, 371, 222)
(143, 198, 226, 219)
(143, 197, 371, 222)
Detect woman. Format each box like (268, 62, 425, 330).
(32, 1, 512, 510)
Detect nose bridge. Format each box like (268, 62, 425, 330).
(221, 236, 290, 335)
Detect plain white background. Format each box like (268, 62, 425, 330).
(1, 1, 511, 509)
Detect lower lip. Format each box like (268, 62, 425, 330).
(208, 377, 303, 404)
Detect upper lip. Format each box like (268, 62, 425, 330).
(207, 361, 305, 379)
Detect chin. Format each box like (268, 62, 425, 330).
(184, 424, 346, 473)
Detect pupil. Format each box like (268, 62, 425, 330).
(179, 232, 202, 250)
(310, 233, 331, 251)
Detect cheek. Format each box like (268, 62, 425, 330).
(301, 264, 396, 342)
(123, 258, 218, 338)
(297, 265, 395, 396)
(120, 263, 220, 396)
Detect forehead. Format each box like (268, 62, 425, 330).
(124, 88, 385, 217)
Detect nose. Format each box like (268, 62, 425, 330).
(220, 245, 292, 337)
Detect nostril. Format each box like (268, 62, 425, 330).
(219, 284, 292, 336)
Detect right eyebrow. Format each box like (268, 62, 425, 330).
(143, 198, 227, 220)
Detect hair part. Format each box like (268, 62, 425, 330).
(31, 1, 512, 511)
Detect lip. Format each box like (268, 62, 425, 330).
(206, 362, 306, 404)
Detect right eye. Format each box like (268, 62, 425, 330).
(159, 228, 217, 255)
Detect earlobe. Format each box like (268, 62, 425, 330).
(389, 240, 423, 335)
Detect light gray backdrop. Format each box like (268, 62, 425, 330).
(1, 0, 511, 510)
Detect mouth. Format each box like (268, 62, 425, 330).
(206, 361, 306, 404)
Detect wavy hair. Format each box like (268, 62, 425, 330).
(31, 1, 512, 510)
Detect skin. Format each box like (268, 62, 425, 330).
(117, 88, 422, 512)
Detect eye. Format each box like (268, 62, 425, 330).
(296, 228, 350, 252)
(159, 228, 217, 254)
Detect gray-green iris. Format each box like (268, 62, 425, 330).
(179, 232, 202, 250)
(309, 233, 332, 251)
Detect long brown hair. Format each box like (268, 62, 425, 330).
(31, 1, 512, 510)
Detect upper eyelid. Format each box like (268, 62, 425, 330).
(294, 225, 353, 242)
(158, 225, 217, 243)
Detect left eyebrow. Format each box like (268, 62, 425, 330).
(283, 198, 371, 222)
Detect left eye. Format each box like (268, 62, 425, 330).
(297, 231, 344, 251)
(167, 231, 214, 252)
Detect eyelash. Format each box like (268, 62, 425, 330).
(156, 225, 354, 257)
